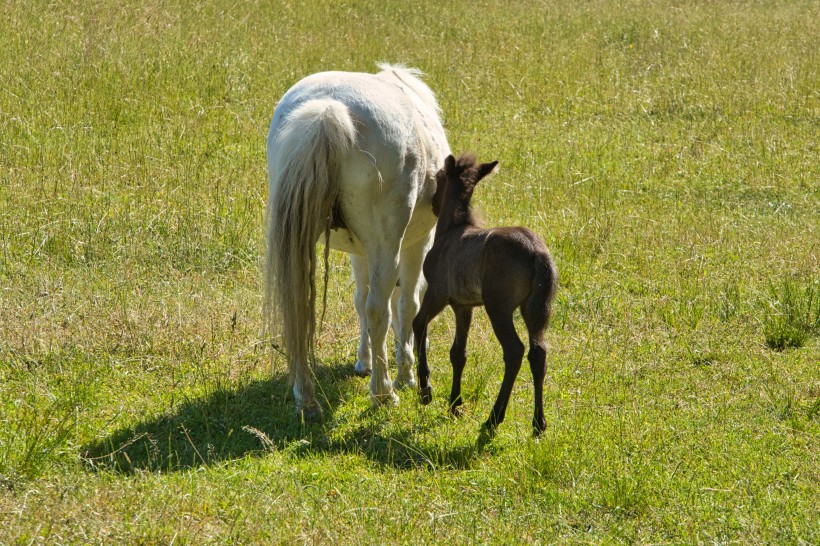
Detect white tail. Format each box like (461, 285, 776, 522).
(264, 99, 356, 394)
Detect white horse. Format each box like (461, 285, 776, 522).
(264, 64, 451, 420)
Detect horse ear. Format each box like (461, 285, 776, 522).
(475, 160, 499, 182)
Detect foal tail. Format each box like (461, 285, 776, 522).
(523, 251, 559, 335)
(264, 99, 356, 384)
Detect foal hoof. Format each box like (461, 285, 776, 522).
(481, 420, 498, 438)
(477, 423, 496, 449)
(419, 386, 433, 405)
(532, 417, 547, 437)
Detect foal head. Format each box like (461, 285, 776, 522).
(433, 153, 499, 226)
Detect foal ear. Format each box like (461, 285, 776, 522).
(475, 160, 499, 182)
(444, 154, 456, 175)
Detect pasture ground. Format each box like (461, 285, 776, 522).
(1, 0, 818, 543)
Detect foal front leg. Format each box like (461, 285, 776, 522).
(448, 306, 473, 415)
(412, 290, 447, 405)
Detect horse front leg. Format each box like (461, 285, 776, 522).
(351, 255, 372, 376)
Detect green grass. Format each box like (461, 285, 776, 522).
(763, 279, 820, 350)
(1, 0, 818, 543)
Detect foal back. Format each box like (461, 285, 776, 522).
(480, 226, 555, 320)
(428, 224, 556, 321)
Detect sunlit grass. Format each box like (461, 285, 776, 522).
(1, 0, 818, 543)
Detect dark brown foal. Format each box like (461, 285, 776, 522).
(412, 153, 558, 436)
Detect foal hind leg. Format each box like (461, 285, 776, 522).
(527, 337, 548, 435)
(351, 255, 372, 376)
(523, 300, 551, 436)
(484, 304, 525, 433)
(448, 305, 473, 415)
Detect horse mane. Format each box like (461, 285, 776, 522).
(376, 63, 442, 116)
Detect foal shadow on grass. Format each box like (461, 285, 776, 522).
(82, 363, 481, 474)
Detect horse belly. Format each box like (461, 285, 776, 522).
(327, 227, 365, 255)
(334, 131, 435, 255)
(401, 204, 437, 249)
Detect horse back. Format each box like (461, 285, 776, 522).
(273, 69, 446, 183)
(270, 68, 449, 253)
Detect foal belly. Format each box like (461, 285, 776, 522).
(448, 276, 484, 307)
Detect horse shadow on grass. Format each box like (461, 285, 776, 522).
(81, 363, 483, 474)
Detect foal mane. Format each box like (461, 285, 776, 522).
(455, 152, 478, 171)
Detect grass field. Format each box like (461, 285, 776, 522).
(1, 0, 818, 543)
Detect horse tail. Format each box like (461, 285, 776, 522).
(523, 249, 559, 336)
(264, 99, 356, 385)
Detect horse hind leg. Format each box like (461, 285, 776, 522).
(292, 365, 323, 422)
(364, 246, 403, 407)
(351, 255, 372, 376)
(391, 239, 430, 390)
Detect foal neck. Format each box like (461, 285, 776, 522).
(435, 195, 479, 240)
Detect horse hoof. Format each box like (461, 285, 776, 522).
(419, 386, 433, 405)
(449, 405, 463, 418)
(371, 391, 399, 407)
(393, 376, 417, 391)
(298, 404, 324, 424)
(354, 361, 371, 377)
